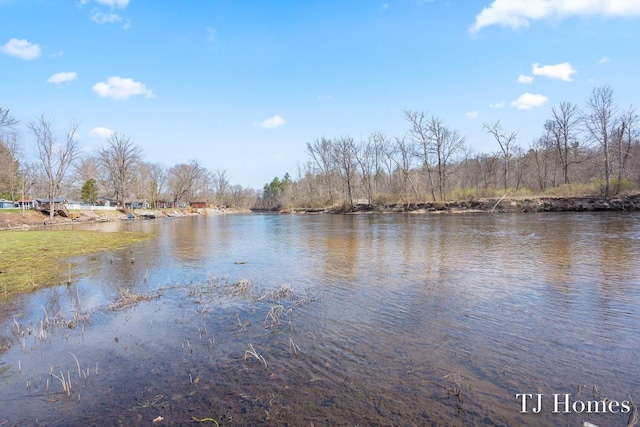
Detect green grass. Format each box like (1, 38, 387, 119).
(0, 230, 152, 299)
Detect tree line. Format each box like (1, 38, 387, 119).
(2, 85, 639, 216)
(256, 85, 639, 210)
(0, 112, 257, 219)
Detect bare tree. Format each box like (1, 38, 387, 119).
(483, 121, 518, 191)
(146, 163, 168, 207)
(429, 117, 466, 200)
(74, 156, 100, 185)
(28, 115, 80, 219)
(377, 134, 397, 194)
(369, 132, 387, 195)
(385, 135, 419, 201)
(477, 153, 500, 194)
(97, 133, 143, 207)
(546, 102, 582, 185)
(404, 110, 436, 201)
(331, 136, 357, 207)
(306, 138, 338, 205)
(611, 105, 638, 193)
(212, 168, 230, 205)
(511, 146, 529, 191)
(72, 155, 101, 199)
(0, 107, 18, 131)
(228, 184, 257, 209)
(584, 85, 617, 195)
(530, 134, 555, 192)
(354, 135, 378, 206)
(168, 160, 207, 205)
(295, 161, 319, 206)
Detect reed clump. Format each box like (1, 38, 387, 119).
(107, 288, 162, 311)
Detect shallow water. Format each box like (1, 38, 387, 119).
(1, 212, 640, 426)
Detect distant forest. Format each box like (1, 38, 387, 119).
(257, 85, 639, 210)
(1, 85, 638, 211)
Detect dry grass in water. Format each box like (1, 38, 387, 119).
(264, 304, 286, 328)
(229, 279, 251, 297)
(244, 343, 267, 368)
(46, 352, 96, 398)
(289, 338, 301, 356)
(256, 284, 296, 303)
(107, 288, 161, 311)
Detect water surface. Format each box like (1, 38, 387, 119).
(1, 212, 639, 426)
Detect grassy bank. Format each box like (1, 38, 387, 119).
(0, 230, 152, 300)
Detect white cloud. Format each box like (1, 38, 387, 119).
(466, 111, 479, 119)
(47, 71, 77, 84)
(511, 93, 548, 110)
(256, 115, 286, 129)
(91, 11, 122, 24)
(471, 0, 640, 32)
(599, 56, 611, 64)
(95, 0, 128, 8)
(489, 101, 505, 109)
(92, 76, 154, 99)
(532, 62, 576, 81)
(89, 127, 114, 138)
(79, 0, 128, 8)
(0, 38, 41, 60)
(518, 74, 534, 84)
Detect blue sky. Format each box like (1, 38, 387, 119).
(2, 0, 640, 189)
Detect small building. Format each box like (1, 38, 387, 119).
(155, 200, 173, 209)
(124, 199, 151, 209)
(0, 199, 15, 209)
(96, 197, 118, 207)
(16, 199, 35, 209)
(190, 199, 208, 209)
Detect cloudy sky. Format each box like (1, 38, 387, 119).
(2, 0, 640, 188)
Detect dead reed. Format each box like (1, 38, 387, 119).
(107, 288, 160, 311)
(244, 343, 268, 368)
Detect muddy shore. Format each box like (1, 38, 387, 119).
(260, 193, 640, 214)
(0, 207, 247, 230)
(2, 194, 639, 230)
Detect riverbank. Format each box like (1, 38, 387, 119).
(0, 207, 249, 230)
(2, 194, 639, 230)
(270, 193, 640, 214)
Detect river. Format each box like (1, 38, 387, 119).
(1, 212, 639, 426)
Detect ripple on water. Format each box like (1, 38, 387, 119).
(1, 212, 640, 425)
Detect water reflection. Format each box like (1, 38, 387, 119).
(1, 212, 639, 425)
